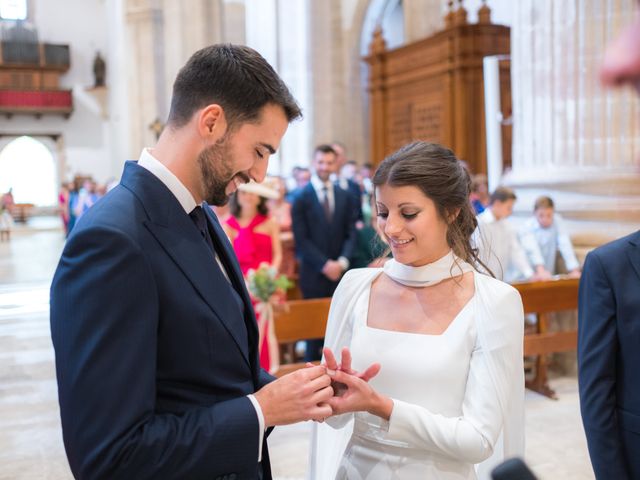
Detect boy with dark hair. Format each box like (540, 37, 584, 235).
(519, 195, 581, 278)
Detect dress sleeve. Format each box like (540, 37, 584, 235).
(308, 269, 379, 480)
(322, 269, 361, 430)
(384, 287, 524, 464)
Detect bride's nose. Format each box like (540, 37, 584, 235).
(384, 213, 403, 236)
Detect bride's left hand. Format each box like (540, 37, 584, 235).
(325, 369, 393, 420)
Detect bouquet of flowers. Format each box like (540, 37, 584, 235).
(246, 263, 292, 303)
(246, 263, 292, 374)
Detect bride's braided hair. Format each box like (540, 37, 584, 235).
(372, 141, 493, 276)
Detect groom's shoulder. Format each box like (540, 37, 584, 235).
(70, 185, 146, 242)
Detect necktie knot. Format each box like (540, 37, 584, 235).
(189, 206, 207, 238)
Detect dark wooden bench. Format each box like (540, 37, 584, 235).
(272, 298, 331, 377)
(513, 277, 579, 399)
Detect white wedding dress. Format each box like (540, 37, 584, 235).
(308, 255, 525, 480)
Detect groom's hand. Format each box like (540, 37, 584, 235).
(254, 365, 333, 427)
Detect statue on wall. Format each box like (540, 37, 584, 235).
(93, 51, 106, 88)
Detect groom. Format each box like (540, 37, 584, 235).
(50, 45, 333, 479)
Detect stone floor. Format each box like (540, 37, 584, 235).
(0, 220, 595, 479)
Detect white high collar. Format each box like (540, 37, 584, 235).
(383, 250, 474, 287)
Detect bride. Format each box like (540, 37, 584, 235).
(308, 141, 524, 480)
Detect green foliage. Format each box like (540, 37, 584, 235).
(247, 263, 292, 303)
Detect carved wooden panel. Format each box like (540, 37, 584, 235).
(365, 23, 511, 175)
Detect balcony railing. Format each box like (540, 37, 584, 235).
(0, 89, 72, 117)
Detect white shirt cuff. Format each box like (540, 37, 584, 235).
(247, 394, 265, 462)
(338, 256, 350, 271)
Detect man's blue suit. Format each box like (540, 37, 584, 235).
(50, 162, 273, 480)
(291, 182, 357, 299)
(578, 230, 640, 479)
(338, 177, 363, 222)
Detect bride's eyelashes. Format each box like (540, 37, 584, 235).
(376, 211, 419, 220)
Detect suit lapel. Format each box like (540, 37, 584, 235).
(627, 231, 640, 282)
(205, 207, 259, 346)
(332, 185, 345, 230)
(121, 163, 251, 368)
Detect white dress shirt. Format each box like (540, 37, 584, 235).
(137, 148, 266, 461)
(311, 174, 335, 214)
(518, 214, 579, 273)
(474, 208, 534, 282)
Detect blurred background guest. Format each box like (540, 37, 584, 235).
(520, 196, 581, 278)
(58, 182, 70, 236)
(470, 173, 490, 214)
(223, 180, 282, 372)
(475, 186, 536, 282)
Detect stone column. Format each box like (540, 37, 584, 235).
(222, 0, 246, 45)
(308, 0, 346, 150)
(162, 0, 226, 115)
(509, 0, 640, 244)
(125, 0, 165, 154)
(273, 0, 311, 175)
(106, 0, 132, 173)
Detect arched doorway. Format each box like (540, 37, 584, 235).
(0, 136, 58, 207)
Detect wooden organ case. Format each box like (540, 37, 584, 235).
(364, 2, 511, 174)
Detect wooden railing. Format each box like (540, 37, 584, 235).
(272, 298, 330, 377)
(513, 277, 579, 399)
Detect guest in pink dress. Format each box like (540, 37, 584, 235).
(223, 181, 282, 373)
(58, 182, 71, 235)
(266, 176, 292, 233)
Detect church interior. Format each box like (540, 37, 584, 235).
(1, 0, 638, 479)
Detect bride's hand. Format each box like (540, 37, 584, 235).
(325, 369, 394, 420)
(323, 347, 381, 382)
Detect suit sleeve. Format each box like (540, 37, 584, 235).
(50, 226, 261, 480)
(339, 192, 358, 261)
(291, 192, 330, 272)
(578, 251, 629, 480)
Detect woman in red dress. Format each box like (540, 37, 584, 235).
(223, 181, 282, 373)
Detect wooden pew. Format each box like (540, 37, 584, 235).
(272, 278, 580, 399)
(272, 298, 331, 378)
(512, 277, 579, 399)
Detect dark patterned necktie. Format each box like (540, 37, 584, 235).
(189, 206, 215, 255)
(322, 185, 332, 222)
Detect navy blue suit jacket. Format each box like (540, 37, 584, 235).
(578, 230, 640, 479)
(50, 162, 273, 480)
(291, 182, 357, 298)
(338, 178, 363, 221)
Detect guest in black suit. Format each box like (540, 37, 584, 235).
(291, 144, 358, 360)
(578, 8, 640, 479)
(50, 44, 333, 480)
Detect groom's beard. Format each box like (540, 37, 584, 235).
(197, 134, 247, 206)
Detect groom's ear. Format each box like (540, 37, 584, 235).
(197, 104, 228, 142)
